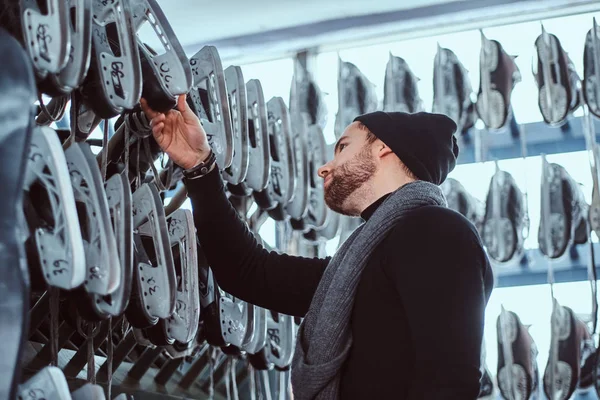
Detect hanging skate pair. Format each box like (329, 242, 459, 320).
(441, 178, 485, 233)
(582, 18, 600, 119)
(480, 157, 588, 265)
(496, 305, 596, 400)
(185, 46, 275, 363)
(538, 156, 588, 260)
(0, 0, 192, 140)
(289, 59, 330, 235)
(477, 31, 521, 131)
(532, 25, 581, 127)
(385, 45, 476, 135)
(481, 164, 528, 264)
(26, 103, 202, 360)
(433, 46, 477, 136)
(383, 53, 424, 114)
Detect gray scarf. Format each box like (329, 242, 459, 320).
(290, 180, 447, 400)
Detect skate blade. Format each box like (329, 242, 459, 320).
(64, 142, 120, 295)
(302, 124, 328, 231)
(130, 0, 193, 95)
(131, 183, 176, 320)
(87, 0, 142, 117)
(222, 65, 250, 185)
(266, 312, 296, 370)
(21, 0, 70, 77)
(93, 172, 134, 317)
(164, 209, 200, 345)
(188, 45, 234, 169)
(50, 0, 93, 93)
(245, 79, 271, 192)
(286, 112, 310, 220)
(24, 127, 85, 290)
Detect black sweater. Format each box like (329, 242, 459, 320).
(185, 167, 494, 400)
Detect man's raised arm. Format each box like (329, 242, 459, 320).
(185, 166, 328, 317)
(142, 95, 329, 317)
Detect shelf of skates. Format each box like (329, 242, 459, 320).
(3, 0, 600, 399)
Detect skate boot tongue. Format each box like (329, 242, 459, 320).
(384, 53, 424, 113)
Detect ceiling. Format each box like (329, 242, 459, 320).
(149, 0, 600, 64)
(153, 0, 462, 44)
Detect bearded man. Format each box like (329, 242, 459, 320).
(141, 95, 493, 400)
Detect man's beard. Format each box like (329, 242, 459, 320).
(324, 145, 377, 216)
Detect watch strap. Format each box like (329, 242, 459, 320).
(182, 150, 217, 180)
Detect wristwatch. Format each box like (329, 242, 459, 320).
(182, 150, 217, 180)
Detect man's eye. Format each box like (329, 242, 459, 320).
(339, 143, 347, 151)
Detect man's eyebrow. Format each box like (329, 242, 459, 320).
(334, 137, 349, 154)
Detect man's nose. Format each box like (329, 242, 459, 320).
(317, 161, 331, 179)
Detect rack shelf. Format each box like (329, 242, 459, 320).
(493, 242, 599, 288)
(457, 116, 600, 165)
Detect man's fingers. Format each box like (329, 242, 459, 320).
(152, 121, 165, 136)
(177, 93, 198, 124)
(140, 97, 160, 119)
(149, 113, 165, 127)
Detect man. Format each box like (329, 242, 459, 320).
(141, 95, 493, 400)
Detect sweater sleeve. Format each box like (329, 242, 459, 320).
(381, 209, 492, 399)
(184, 166, 330, 317)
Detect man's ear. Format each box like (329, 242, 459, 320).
(377, 141, 394, 159)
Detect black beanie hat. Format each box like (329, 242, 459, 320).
(353, 111, 459, 185)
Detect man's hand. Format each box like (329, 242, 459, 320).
(140, 94, 212, 170)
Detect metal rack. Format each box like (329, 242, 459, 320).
(493, 243, 599, 288)
(457, 116, 600, 164)
(20, 292, 263, 400)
